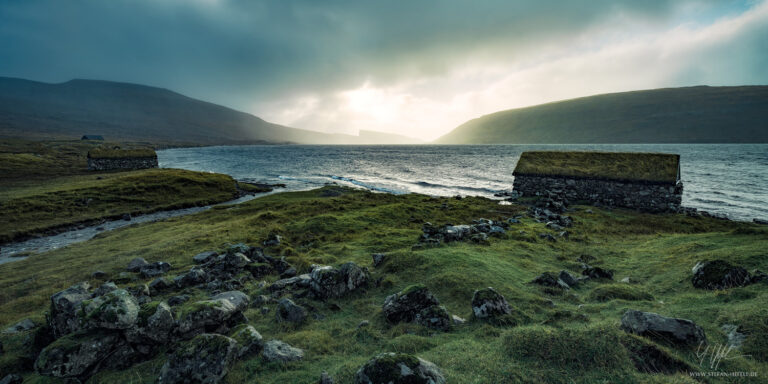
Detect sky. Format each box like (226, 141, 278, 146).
(0, 0, 766, 141)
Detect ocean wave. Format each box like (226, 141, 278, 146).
(329, 175, 407, 194)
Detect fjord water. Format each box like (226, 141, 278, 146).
(159, 144, 768, 222)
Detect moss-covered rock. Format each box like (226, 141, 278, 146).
(382, 285, 440, 324)
(125, 301, 174, 344)
(692, 260, 752, 290)
(230, 324, 263, 357)
(77, 289, 139, 330)
(176, 299, 239, 336)
(157, 333, 238, 384)
(471, 287, 512, 319)
(35, 329, 121, 378)
(354, 352, 445, 384)
(49, 282, 92, 338)
(309, 262, 370, 299)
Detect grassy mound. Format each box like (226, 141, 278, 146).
(0, 187, 766, 383)
(0, 169, 238, 243)
(513, 151, 680, 184)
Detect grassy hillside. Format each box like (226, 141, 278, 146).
(1, 187, 766, 383)
(0, 77, 419, 145)
(436, 86, 768, 144)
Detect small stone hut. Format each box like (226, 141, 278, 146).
(512, 151, 683, 212)
(87, 147, 158, 171)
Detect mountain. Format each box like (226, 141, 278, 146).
(0, 77, 418, 145)
(436, 86, 768, 144)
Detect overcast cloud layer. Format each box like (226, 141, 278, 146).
(1, 0, 766, 140)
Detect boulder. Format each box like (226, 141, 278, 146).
(174, 267, 208, 288)
(620, 310, 706, 346)
(157, 334, 239, 384)
(531, 272, 570, 289)
(269, 274, 312, 292)
(35, 330, 121, 378)
(415, 305, 452, 332)
(372, 253, 386, 267)
(558, 271, 580, 287)
(382, 285, 441, 324)
(211, 291, 250, 312)
(193, 251, 217, 264)
(149, 277, 174, 295)
(691, 260, 751, 290)
(354, 352, 445, 384)
(221, 252, 251, 269)
(582, 267, 614, 280)
(177, 299, 239, 335)
(49, 282, 92, 338)
(276, 298, 308, 324)
(126, 257, 148, 272)
(125, 301, 175, 344)
(263, 340, 304, 362)
(139, 261, 172, 278)
(78, 289, 139, 330)
(310, 262, 370, 299)
(2, 318, 36, 334)
(471, 287, 511, 319)
(230, 324, 263, 357)
(319, 371, 334, 384)
(263, 233, 282, 247)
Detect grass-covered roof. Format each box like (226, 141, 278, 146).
(88, 147, 157, 159)
(513, 151, 680, 184)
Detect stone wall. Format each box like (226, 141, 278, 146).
(87, 157, 158, 171)
(512, 175, 683, 212)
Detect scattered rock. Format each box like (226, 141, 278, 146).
(193, 251, 217, 264)
(157, 333, 239, 384)
(582, 267, 614, 280)
(558, 271, 580, 288)
(177, 299, 240, 336)
(269, 274, 312, 292)
(91, 270, 107, 279)
(276, 298, 308, 324)
(263, 233, 282, 247)
(354, 352, 445, 384)
(531, 272, 570, 289)
(415, 305, 452, 331)
(691, 260, 751, 290)
(149, 277, 174, 295)
(471, 287, 511, 319)
(230, 325, 263, 357)
(372, 253, 386, 267)
(211, 291, 250, 312)
(49, 282, 92, 337)
(2, 318, 36, 334)
(174, 267, 207, 288)
(126, 301, 175, 344)
(126, 257, 148, 272)
(382, 285, 440, 324)
(620, 310, 706, 346)
(310, 262, 370, 299)
(263, 340, 304, 362)
(139, 261, 172, 278)
(538, 233, 556, 242)
(35, 330, 121, 378)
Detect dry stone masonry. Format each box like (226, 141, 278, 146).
(512, 151, 683, 212)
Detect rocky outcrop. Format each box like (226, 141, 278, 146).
(49, 282, 92, 338)
(157, 334, 238, 384)
(78, 289, 139, 330)
(35, 330, 122, 378)
(620, 310, 706, 346)
(139, 261, 172, 278)
(354, 352, 445, 384)
(418, 219, 509, 246)
(471, 287, 511, 319)
(230, 325, 263, 357)
(531, 272, 570, 289)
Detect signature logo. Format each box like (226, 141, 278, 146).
(695, 342, 749, 370)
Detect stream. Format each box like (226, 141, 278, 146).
(0, 194, 262, 265)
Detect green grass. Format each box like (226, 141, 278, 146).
(513, 151, 680, 184)
(1, 187, 767, 383)
(0, 168, 239, 243)
(87, 147, 157, 159)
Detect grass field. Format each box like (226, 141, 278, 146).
(1, 186, 766, 383)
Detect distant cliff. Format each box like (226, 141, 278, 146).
(436, 86, 768, 144)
